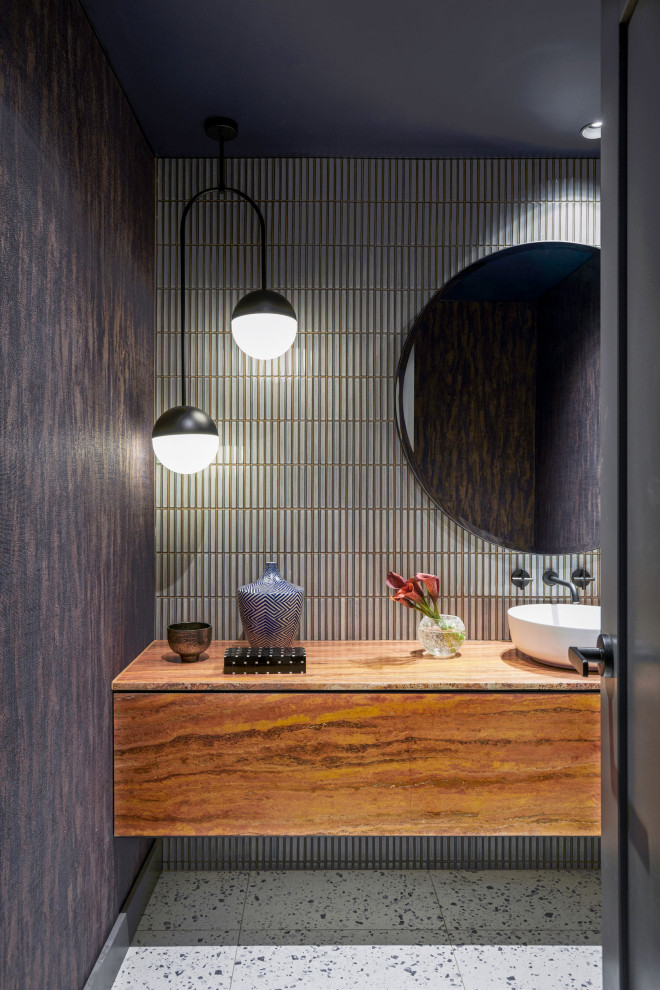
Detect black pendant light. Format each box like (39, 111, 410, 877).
(152, 117, 298, 473)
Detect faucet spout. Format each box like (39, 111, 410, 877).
(542, 569, 580, 603)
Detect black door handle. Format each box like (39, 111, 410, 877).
(568, 633, 615, 678)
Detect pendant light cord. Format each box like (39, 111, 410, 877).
(178, 141, 268, 407)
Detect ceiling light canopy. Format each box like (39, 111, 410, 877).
(152, 116, 298, 473)
(580, 120, 602, 140)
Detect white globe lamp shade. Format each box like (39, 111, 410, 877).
(152, 406, 219, 474)
(231, 288, 297, 360)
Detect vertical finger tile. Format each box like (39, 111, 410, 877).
(156, 157, 600, 641)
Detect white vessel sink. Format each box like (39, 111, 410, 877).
(507, 603, 601, 670)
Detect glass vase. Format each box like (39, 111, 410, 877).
(417, 614, 466, 657)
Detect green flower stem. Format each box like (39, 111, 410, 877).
(412, 599, 440, 622)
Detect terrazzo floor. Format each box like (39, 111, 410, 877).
(111, 868, 602, 990)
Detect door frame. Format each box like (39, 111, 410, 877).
(600, 3, 638, 988)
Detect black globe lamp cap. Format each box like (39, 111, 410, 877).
(232, 288, 296, 321)
(152, 405, 218, 439)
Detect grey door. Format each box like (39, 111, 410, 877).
(601, 1, 660, 987)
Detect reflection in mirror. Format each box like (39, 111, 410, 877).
(396, 243, 600, 553)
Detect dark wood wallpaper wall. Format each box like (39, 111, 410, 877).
(0, 1, 154, 987)
(413, 300, 537, 548)
(535, 256, 600, 551)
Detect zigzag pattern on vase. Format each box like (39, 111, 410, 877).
(238, 561, 304, 647)
(238, 595, 302, 646)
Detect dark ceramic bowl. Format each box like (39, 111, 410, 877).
(167, 622, 212, 662)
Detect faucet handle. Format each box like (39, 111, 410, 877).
(571, 567, 595, 590)
(511, 567, 532, 590)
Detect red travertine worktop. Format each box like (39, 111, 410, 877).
(112, 639, 599, 692)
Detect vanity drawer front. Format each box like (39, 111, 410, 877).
(114, 692, 414, 836)
(406, 692, 600, 835)
(113, 691, 600, 837)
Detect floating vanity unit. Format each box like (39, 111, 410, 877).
(113, 641, 600, 838)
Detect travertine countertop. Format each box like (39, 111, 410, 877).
(112, 640, 599, 692)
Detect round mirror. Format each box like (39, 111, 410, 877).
(396, 242, 600, 553)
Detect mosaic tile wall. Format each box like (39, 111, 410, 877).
(156, 157, 600, 640)
(163, 835, 600, 872)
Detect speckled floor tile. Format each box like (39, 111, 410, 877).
(111, 944, 236, 989)
(230, 932, 464, 989)
(430, 870, 601, 931)
(114, 869, 605, 989)
(452, 937, 602, 990)
(137, 870, 249, 931)
(242, 870, 444, 930)
(449, 928, 602, 947)
(132, 929, 239, 947)
(238, 929, 452, 946)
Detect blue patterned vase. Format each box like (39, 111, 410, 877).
(237, 561, 304, 648)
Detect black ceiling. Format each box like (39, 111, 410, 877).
(81, 0, 601, 158)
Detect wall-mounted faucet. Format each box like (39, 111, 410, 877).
(542, 569, 580, 603)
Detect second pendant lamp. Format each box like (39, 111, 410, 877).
(152, 116, 298, 474)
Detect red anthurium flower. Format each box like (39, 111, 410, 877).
(386, 568, 441, 622)
(411, 577, 426, 599)
(392, 580, 424, 604)
(415, 572, 440, 606)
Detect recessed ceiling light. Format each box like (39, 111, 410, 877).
(580, 120, 602, 140)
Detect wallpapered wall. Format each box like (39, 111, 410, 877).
(156, 157, 599, 641)
(0, 0, 154, 986)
